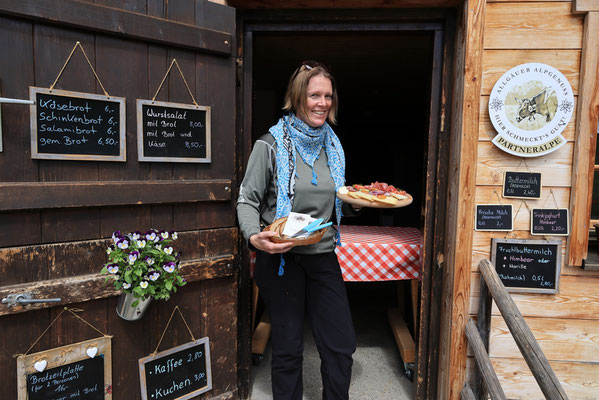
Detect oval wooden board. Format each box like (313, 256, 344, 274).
(337, 191, 413, 209)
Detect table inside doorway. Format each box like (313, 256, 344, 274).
(251, 225, 423, 377)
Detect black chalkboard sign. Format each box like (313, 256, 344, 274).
(503, 171, 542, 199)
(492, 239, 561, 294)
(531, 208, 569, 236)
(26, 355, 104, 400)
(139, 338, 212, 400)
(30, 87, 126, 161)
(137, 100, 211, 163)
(475, 204, 513, 231)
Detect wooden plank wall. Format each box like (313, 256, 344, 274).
(0, 1, 238, 399)
(469, 1, 599, 398)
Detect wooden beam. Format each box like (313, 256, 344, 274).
(478, 259, 569, 400)
(0, 180, 232, 210)
(441, 0, 486, 399)
(0, 0, 233, 55)
(568, 12, 599, 266)
(388, 308, 416, 363)
(460, 384, 476, 400)
(464, 319, 506, 400)
(573, 0, 599, 13)
(228, 0, 460, 8)
(0, 254, 236, 316)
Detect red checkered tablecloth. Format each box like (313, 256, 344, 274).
(335, 225, 422, 282)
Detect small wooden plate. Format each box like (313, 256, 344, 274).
(337, 191, 413, 209)
(265, 217, 328, 245)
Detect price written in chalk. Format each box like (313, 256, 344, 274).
(475, 204, 513, 231)
(492, 238, 561, 293)
(531, 208, 569, 236)
(137, 100, 211, 163)
(30, 87, 126, 161)
(139, 338, 212, 400)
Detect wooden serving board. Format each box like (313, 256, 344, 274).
(337, 191, 413, 209)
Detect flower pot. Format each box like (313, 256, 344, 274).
(116, 292, 152, 321)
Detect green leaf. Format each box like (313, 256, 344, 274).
(165, 281, 172, 291)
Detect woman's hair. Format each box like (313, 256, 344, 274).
(283, 60, 338, 124)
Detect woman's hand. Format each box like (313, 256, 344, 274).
(250, 231, 295, 254)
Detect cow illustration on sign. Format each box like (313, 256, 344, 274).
(515, 86, 558, 124)
(489, 63, 574, 157)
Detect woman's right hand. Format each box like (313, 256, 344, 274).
(250, 231, 295, 254)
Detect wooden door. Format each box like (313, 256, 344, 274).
(0, 1, 239, 399)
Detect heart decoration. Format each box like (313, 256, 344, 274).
(86, 347, 98, 358)
(34, 360, 47, 372)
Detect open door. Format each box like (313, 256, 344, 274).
(0, 1, 239, 398)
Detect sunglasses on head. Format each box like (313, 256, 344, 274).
(300, 60, 331, 73)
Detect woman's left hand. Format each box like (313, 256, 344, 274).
(250, 231, 295, 254)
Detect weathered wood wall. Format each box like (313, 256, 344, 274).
(0, 1, 239, 399)
(468, 1, 599, 398)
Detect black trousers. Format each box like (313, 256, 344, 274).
(254, 250, 356, 400)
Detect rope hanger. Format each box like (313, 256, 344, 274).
(50, 41, 109, 97)
(152, 306, 196, 356)
(151, 59, 198, 106)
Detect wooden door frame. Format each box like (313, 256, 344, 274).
(235, 8, 461, 399)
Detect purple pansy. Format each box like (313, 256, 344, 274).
(149, 271, 160, 281)
(122, 282, 131, 289)
(139, 281, 149, 289)
(164, 246, 173, 255)
(117, 239, 129, 250)
(145, 231, 157, 242)
(128, 251, 139, 264)
(160, 231, 169, 239)
(170, 231, 178, 240)
(163, 262, 176, 273)
(145, 256, 155, 266)
(107, 264, 119, 274)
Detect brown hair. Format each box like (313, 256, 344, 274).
(283, 61, 338, 124)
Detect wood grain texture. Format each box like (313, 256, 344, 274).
(478, 259, 568, 400)
(481, 49, 581, 96)
(491, 358, 599, 399)
(476, 141, 574, 187)
(572, 0, 599, 12)
(0, 0, 233, 54)
(466, 356, 599, 399)
(227, 0, 459, 8)
(465, 319, 507, 399)
(470, 272, 599, 319)
(568, 12, 599, 266)
(484, 2, 584, 49)
(444, 1, 487, 398)
(479, 95, 577, 142)
(490, 315, 599, 363)
(0, 180, 232, 211)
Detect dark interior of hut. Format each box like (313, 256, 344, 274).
(250, 30, 435, 380)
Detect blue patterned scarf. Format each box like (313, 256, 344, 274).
(269, 113, 345, 275)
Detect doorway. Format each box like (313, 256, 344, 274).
(241, 12, 453, 399)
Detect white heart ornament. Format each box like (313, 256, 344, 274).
(34, 360, 47, 372)
(86, 347, 98, 358)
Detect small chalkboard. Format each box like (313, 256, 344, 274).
(475, 204, 513, 231)
(503, 171, 542, 199)
(491, 238, 561, 294)
(17, 336, 112, 400)
(139, 337, 212, 400)
(30, 87, 126, 161)
(137, 100, 211, 163)
(531, 208, 569, 236)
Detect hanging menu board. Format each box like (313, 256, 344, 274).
(139, 337, 212, 400)
(17, 336, 112, 400)
(503, 171, 542, 199)
(491, 238, 561, 294)
(475, 204, 513, 231)
(137, 99, 211, 163)
(531, 208, 569, 236)
(30, 87, 126, 161)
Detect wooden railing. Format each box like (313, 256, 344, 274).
(461, 259, 569, 400)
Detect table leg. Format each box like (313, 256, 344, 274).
(411, 279, 419, 333)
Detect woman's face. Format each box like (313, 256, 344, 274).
(298, 74, 333, 128)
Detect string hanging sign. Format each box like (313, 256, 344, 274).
(29, 41, 126, 161)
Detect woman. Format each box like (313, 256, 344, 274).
(237, 61, 356, 400)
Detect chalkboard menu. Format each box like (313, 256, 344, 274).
(30, 87, 126, 161)
(491, 238, 561, 294)
(139, 337, 212, 400)
(26, 356, 104, 400)
(475, 204, 513, 231)
(137, 99, 211, 163)
(503, 171, 542, 199)
(531, 208, 569, 236)
(17, 336, 112, 400)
